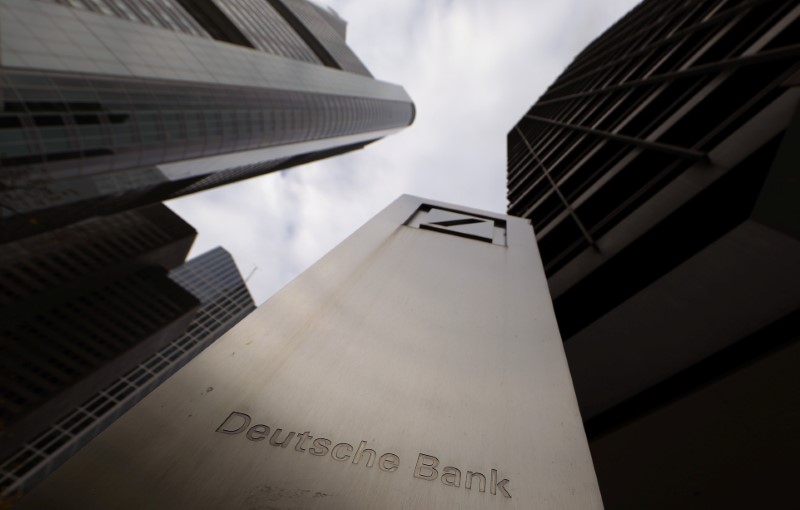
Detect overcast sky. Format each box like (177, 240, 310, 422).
(166, 0, 640, 305)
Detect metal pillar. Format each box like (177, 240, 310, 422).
(18, 195, 602, 509)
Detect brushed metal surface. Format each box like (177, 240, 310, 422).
(18, 195, 603, 509)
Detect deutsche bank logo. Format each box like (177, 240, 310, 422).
(405, 205, 507, 246)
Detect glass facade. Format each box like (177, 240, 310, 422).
(0, 68, 412, 222)
(308, 2, 347, 40)
(0, 247, 255, 501)
(0, 0, 414, 240)
(170, 156, 291, 196)
(0, 203, 194, 303)
(0, 204, 199, 463)
(1, 69, 412, 181)
(507, 0, 799, 276)
(279, 0, 372, 76)
(35, 0, 209, 37)
(504, 2, 800, 508)
(0, 267, 198, 428)
(213, 0, 321, 63)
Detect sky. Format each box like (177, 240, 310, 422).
(166, 0, 641, 305)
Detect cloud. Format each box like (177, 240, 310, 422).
(167, 0, 640, 305)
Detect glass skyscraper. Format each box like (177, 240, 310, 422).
(0, 246, 255, 502)
(0, 203, 200, 461)
(0, 0, 415, 242)
(507, 0, 799, 507)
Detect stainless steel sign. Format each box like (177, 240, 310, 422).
(19, 195, 603, 509)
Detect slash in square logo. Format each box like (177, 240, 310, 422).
(405, 206, 506, 246)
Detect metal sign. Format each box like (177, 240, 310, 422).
(18, 195, 603, 509)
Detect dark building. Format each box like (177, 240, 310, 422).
(0, 203, 199, 459)
(508, 1, 799, 508)
(0, 246, 255, 501)
(0, 0, 414, 242)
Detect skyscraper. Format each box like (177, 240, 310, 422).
(0, 0, 415, 242)
(0, 203, 200, 461)
(508, 0, 799, 507)
(0, 246, 255, 502)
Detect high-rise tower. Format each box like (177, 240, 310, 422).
(0, 0, 414, 242)
(508, 0, 799, 507)
(0, 246, 256, 501)
(0, 203, 200, 459)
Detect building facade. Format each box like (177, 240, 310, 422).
(0, 246, 255, 502)
(0, 203, 200, 461)
(508, 0, 799, 507)
(0, 0, 414, 242)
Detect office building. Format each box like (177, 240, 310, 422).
(508, 0, 799, 508)
(0, 203, 200, 461)
(0, 0, 415, 242)
(0, 246, 255, 502)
